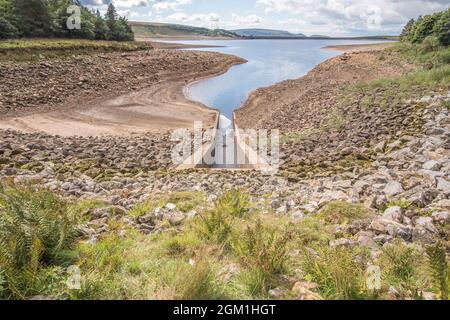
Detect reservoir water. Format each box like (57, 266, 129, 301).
(178, 39, 387, 124)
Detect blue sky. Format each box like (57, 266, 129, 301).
(81, 0, 450, 36)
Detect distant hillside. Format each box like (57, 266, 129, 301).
(310, 35, 331, 38)
(130, 22, 239, 39)
(232, 28, 306, 38)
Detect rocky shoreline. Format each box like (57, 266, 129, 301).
(1, 93, 448, 246)
(0, 48, 244, 136)
(0, 44, 448, 300)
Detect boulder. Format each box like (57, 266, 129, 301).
(412, 217, 438, 243)
(166, 203, 177, 211)
(384, 181, 404, 197)
(383, 206, 404, 223)
(330, 238, 356, 248)
(356, 231, 378, 248)
(292, 282, 322, 300)
(422, 160, 442, 171)
(432, 211, 450, 225)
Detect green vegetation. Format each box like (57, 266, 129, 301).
(0, 184, 445, 300)
(301, 246, 374, 300)
(0, 38, 151, 62)
(128, 191, 205, 218)
(316, 201, 372, 225)
(426, 242, 449, 300)
(401, 8, 450, 46)
(343, 43, 450, 112)
(130, 21, 239, 39)
(0, 0, 133, 41)
(0, 183, 80, 299)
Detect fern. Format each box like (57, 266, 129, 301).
(0, 182, 79, 299)
(426, 242, 449, 300)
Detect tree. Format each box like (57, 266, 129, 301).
(0, 0, 134, 41)
(433, 8, 450, 46)
(12, 0, 53, 37)
(0, 0, 19, 38)
(104, 3, 133, 41)
(114, 16, 134, 41)
(93, 9, 108, 40)
(105, 2, 118, 40)
(400, 19, 415, 42)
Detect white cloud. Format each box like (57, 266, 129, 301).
(258, 0, 450, 34)
(151, 0, 192, 12)
(231, 14, 263, 26)
(165, 12, 220, 27)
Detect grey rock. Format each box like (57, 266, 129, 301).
(432, 211, 450, 225)
(414, 217, 438, 234)
(291, 210, 306, 221)
(169, 213, 185, 226)
(268, 288, 287, 300)
(330, 238, 356, 248)
(436, 178, 450, 193)
(357, 232, 378, 248)
(383, 206, 404, 223)
(166, 203, 177, 211)
(422, 160, 442, 171)
(384, 181, 404, 197)
(373, 234, 393, 245)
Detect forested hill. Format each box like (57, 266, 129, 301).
(130, 21, 239, 39)
(0, 0, 134, 41)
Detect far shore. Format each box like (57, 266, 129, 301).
(323, 42, 397, 52)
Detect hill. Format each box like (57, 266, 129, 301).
(232, 28, 306, 38)
(130, 21, 239, 39)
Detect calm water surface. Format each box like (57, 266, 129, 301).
(176, 39, 387, 123)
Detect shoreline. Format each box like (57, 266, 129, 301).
(323, 42, 397, 52)
(0, 50, 245, 137)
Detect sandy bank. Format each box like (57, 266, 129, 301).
(0, 49, 245, 137)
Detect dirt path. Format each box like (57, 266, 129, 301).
(0, 49, 245, 137)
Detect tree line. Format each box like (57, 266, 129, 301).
(400, 8, 450, 46)
(0, 0, 134, 41)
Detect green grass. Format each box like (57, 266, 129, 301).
(232, 220, 292, 296)
(343, 43, 450, 111)
(0, 39, 152, 62)
(0, 186, 443, 300)
(301, 246, 375, 300)
(128, 191, 205, 218)
(316, 201, 373, 225)
(376, 241, 428, 299)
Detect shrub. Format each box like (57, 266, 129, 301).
(195, 190, 250, 246)
(195, 207, 234, 246)
(290, 217, 334, 246)
(316, 201, 371, 225)
(174, 258, 225, 300)
(216, 190, 250, 218)
(233, 220, 292, 295)
(421, 36, 441, 52)
(301, 246, 372, 300)
(376, 241, 426, 298)
(426, 242, 449, 300)
(0, 183, 79, 299)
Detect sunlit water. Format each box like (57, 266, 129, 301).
(176, 39, 387, 124)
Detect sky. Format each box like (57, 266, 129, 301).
(80, 0, 450, 36)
